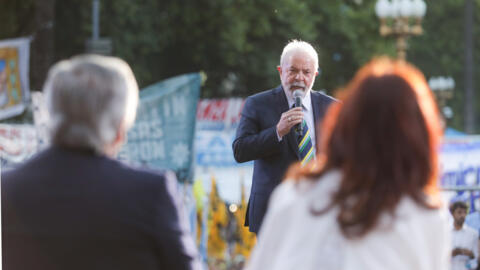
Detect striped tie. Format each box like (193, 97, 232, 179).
(298, 119, 315, 166)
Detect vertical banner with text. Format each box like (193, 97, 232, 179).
(120, 73, 201, 182)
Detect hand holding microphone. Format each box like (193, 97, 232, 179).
(276, 90, 304, 138)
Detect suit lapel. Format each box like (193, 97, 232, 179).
(274, 86, 300, 160)
(312, 92, 320, 141)
(311, 91, 329, 153)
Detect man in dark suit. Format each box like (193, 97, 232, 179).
(2, 55, 201, 270)
(233, 40, 335, 234)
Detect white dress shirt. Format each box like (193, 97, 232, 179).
(451, 224, 479, 270)
(245, 170, 451, 270)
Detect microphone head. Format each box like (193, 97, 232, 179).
(293, 90, 303, 108)
(293, 90, 303, 99)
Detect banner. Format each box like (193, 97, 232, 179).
(440, 136, 480, 211)
(0, 124, 38, 169)
(195, 98, 250, 168)
(31, 92, 49, 147)
(0, 37, 31, 120)
(196, 98, 244, 131)
(194, 98, 252, 203)
(120, 73, 201, 182)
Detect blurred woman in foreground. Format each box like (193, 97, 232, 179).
(246, 58, 450, 270)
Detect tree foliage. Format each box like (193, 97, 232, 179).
(0, 0, 35, 40)
(2, 0, 480, 131)
(409, 0, 475, 131)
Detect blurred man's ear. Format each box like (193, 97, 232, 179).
(106, 124, 126, 157)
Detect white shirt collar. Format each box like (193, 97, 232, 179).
(452, 223, 470, 231)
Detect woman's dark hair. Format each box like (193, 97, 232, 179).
(287, 57, 442, 239)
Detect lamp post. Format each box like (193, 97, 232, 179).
(428, 76, 455, 120)
(375, 0, 427, 60)
(85, 0, 112, 55)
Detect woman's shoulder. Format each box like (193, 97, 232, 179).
(359, 196, 450, 249)
(395, 196, 449, 224)
(343, 197, 450, 270)
(267, 180, 301, 214)
(269, 170, 342, 213)
(250, 171, 345, 270)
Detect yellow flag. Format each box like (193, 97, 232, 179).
(193, 179, 205, 245)
(207, 175, 228, 260)
(234, 179, 256, 258)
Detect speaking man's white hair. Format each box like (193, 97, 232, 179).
(280, 39, 319, 71)
(43, 54, 139, 154)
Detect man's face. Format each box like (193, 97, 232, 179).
(453, 207, 467, 227)
(278, 50, 318, 100)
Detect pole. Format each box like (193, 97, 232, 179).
(465, 0, 475, 133)
(92, 0, 100, 40)
(396, 35, 407, 61)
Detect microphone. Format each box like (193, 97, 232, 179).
(293, 90, 303, 133)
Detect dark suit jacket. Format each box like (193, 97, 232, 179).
(2, 146, 201, 270)
(232, 86, 335, 233)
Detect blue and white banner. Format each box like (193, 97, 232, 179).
(194, 98, 251, 168)
(120, 73, 201, 182)
(440, 136, 480, 211)
(193, 98, 253, 203)
(195, 130, 244, 167)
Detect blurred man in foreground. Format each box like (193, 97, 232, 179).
(2, 55, 201, 270)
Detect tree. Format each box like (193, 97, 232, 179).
(0, 0, 55, 91)
(52, 0, 390, 98)
(408, 0, 474, 132)
(3, 0, 479, 132)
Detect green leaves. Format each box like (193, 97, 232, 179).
(22, 0, 480, 131)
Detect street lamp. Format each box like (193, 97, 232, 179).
(85, 0, 112, 55)
(375, 0, 427, 60)
(428, 76, 455, 119)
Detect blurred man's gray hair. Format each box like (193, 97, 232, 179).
(43, 54, 139, 154)
(280, 40, 319, 71)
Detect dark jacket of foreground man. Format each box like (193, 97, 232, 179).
(2, 146, 201, 270)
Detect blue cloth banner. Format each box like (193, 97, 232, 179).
(119, 73, 201, 182)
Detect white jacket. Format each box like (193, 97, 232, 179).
(245, 170, 451, 270)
